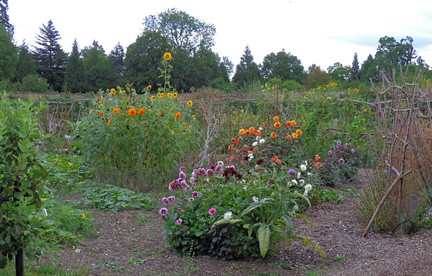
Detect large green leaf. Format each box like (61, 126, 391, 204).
(257, 224, 271, 257)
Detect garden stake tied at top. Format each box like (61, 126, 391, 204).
(362, 69, 432, 237)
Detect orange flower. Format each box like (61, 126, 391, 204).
(228, 145, 234, 150)
(275, 158, 282, 164)
(285, 135, 292, 140)
(229, 156, 234, 161)
(245, 130, 252, 135)
(107, 120, 111, 125)
(254, 130, 261, 136)
(113, 108, 120, 115)
(260, 122, 265, 127)
(239, 129, 246, 135)
(175, 112, 182, 119)
(98, 111, 104, 116)
(253, 147, 258, 152)
(292, 133, 299, 139)
(128, 109, 137, 116)
(138, 108, 145, 116)
(296, 129, 303, 135)
(274, 122, 281, 128)
(273, 116, 279, 121)
(249, 127, 255, 133)
(316, 162, 322, 167)
(147, 85, 152, 90)
(284, 121, 292, 127)
(163, 52, 172, 60)
(315, 154, 320, 160)
(271, 132, 277, 138)
(291, 120, 297, 126)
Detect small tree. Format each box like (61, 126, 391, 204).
(0, 94, 50, 275)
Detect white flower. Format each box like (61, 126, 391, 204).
(305, 184, 313, 191)
(291, 179, 298, 186)
(42, 208, 48, 216)
(300, 164, 307, 172)
(259, 139, 266, 144)
(259, 127, 263, 130)
(297, 172, 301, 179)
(224, 211, 233, 221)
(252, 196, 259, 202)
(248, 153, 254, 160)
(243, 186, 248, 191)
(252, 141, 258, 147)
(75, 249, 81, 253)
(299, 179, 305, 186)
(255, 136, 261, 141)
(293, 204, 299, 211)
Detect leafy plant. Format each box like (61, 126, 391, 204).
(82, 182, 154, 212)
(0, 95, 51, 269)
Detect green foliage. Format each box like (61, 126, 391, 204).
(0, 24, 18, 80)
(0, 95, 50, 268)
(261, 50, 305, 83)
(124, 31, 171, 93)
(33, 20, 67, 92)
(64, 39, 87, 93)
(316, 139, 361, 186)
(78, 55, 201, 190)
(14, 42, 37, 83)
(82, 182, 154, 212)
(233, 46, 263, 88)
(16, 74, 50, 93)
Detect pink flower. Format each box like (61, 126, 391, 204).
(252, 196, 259, 202)
(161, 197, 169, 204)
(175, 218, 183, 225)
(192, 191, 199, 197)
(159, 207, 168, 216)
(177, 208, 183, 212)
(208, 208, 217, 215)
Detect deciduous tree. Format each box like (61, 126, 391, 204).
(0, 24, 17, 80)
(261, 50, 305, 83)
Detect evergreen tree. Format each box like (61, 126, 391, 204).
(350, 53, 361, 81)
(64, 39, 86, 93)
(33, 20, 67, 92)
(0, 24, 17, 80)
(108, 43, 125, 86)
(360, 54, 379, 83)
(14, 41, 37, 82)
(232, 46, 262, 88)
(0, 0, 14, 36)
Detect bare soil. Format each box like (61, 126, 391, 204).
(41, 194, 432, 276)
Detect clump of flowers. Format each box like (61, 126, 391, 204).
(159, 128, 325, 259)
(317, 138, 361, 186)
(227, 116, 304, 169)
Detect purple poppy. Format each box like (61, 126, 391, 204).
(167, 195, 176, 202)
(338, 158, 345, 164)
(192, 191, 199, 197)
(178, 171, 186, 180)
(161, 197, 169, 204)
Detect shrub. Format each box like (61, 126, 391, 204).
(0, 94, 51, 268)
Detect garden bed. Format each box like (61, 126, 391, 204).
(39, 193, 432, 276)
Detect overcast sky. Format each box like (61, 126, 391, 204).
(9, 0, 432, 71)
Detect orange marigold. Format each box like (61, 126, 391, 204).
(239, 129, 246, 135)
(175, 112, 182, 119)
(292, 133, 299, 139)
(229, 156, 234, 161)
(98, 111, 104, 116)
(285, 135, 292, 140)
(316, 162, 322, 167)
(249, 127, 255, 133)
(296, 129, 303, 135)
(315, 154, 321, 160)
(260, 122, 265, 127)
(245, 130, 252, 135)
(128, 109, 137, 116)
(291, 120, 297, 126)
(271, 132, 277, 138)
(284, 121, 292, 127)
(254, 130, 261, 136)
(138, 108, 145, 116)
(273, 116, 279, 121)
(113, 108, 120, 115)
(274, 122, 281, 128)
(228, 145, 234, 150)
(107, 120, 111, 125)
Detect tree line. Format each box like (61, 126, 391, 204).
(0, 2, 430, 93)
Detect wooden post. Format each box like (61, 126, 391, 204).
(16, 248, 24, 276)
